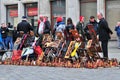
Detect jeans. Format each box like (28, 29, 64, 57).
(0, 40, 6, 50)
(2, 38, 8, 49)
(4, 36, 14, 50)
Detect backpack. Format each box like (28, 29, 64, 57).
(117, 27, 120, 36)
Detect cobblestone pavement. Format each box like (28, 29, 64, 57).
(0, 41, 120, 80)
(106, 41, 120, 60)
(0, 65, 120, 80)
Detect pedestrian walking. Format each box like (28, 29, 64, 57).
(97, 12, 113, 58)
(115, 22, 120, 49)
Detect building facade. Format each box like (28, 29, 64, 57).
(0, 0, 120, 39)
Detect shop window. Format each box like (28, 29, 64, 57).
(24, 3, 38, 32)
(6, 5, 18, 27)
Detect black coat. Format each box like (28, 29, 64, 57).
(65, 24, 74, 41)
(44, 20, 51, 34)
(98, 18, 113, 41)
(1, 27, 9, 38)
(17, 20, 33, 34)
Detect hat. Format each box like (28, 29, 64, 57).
(79, 16, 84, 21)
(56, 17, 63, 22)
(39, 15, 43, 18)
(22, 16, 27, 19)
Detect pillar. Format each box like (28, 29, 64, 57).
(66, 0, 80, 25)
(0, 0, 1, 24)
(97, 0, 105, 17)
(38, 0, 51, 20)
(0, 0, 7, 24)
(18, 1, 24, 22)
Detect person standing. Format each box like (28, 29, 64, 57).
(17, 16, 33, 36)
(0, 30, 6, 50)
(1, 23, 9, 50)
(76, 16, 85, 41)
(44, 16, 51, 34)
(36, 16, 45, 47)
(53, 16, 65, 40)
(97, 12, 113, 58)
(115, 22, 120, 49)
(7, 22, 13, 28)
(84, 16, 98, 40)
(65, 18, 75, 42)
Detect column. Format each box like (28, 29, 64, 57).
(97, 0, 105, 17)
(0, 0, 1, 24)
(0, 0, 7, 24)
(18, 1, 24, 22)
(38, 0, 51, 19)
(66, 0, 80, 25)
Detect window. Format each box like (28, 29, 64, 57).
(6, 5, 18, 27)
(80, 0, 97, 24)
(106, 0, 120, 39)
(50, 0, 66, 30)
(24, 3, 38, 32)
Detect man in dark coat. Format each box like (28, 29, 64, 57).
(44, 16, 51, 34)
(17, 16, 33, 36)
(97, 12, 113, 58)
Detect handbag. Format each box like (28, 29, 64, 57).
(12, 50, 22, 61)
(34, 46, 43, 55)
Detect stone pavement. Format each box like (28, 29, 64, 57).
(0, 65, 120, 80)
(105, 41, 120, 60)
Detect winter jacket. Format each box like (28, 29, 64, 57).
(115, 26, 120, 36)
(65, 24, 74, 41)
(76, 22, 85, 40)
(17, 20, 33, 34)
(1, 27, 9, 38)
(53, 22, 65, 38)
(44, 20, 51, 34)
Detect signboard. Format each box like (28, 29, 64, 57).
(27, 7, 38, 16)
(9, 10, 18, 17)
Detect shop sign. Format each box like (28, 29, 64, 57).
(9, 10, 18, 17)
(27, 7, 38, 16)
